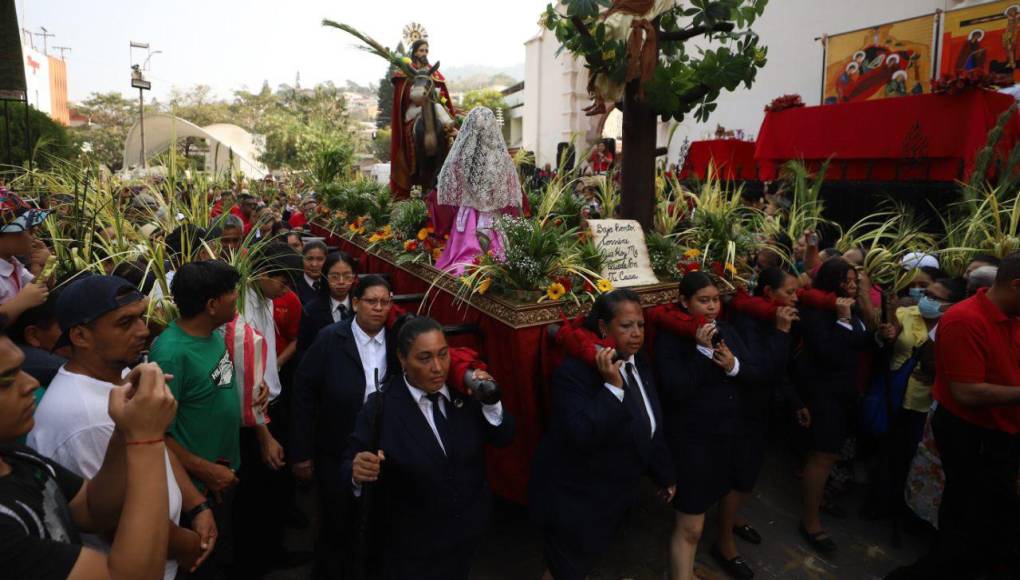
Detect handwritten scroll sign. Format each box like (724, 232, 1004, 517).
(588, 219, 659, 288)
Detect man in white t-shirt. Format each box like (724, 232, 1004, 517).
(27, 275, 216, 578)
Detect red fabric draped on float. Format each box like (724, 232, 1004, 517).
(310, 225, 553, 504)
(679, 139, 758, 180)
(754, 90, 1020, 181)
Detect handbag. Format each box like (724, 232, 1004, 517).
(859, 351, 919, 436)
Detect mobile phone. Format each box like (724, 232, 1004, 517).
(595, 344, 625, 363)
(711, 331, 724, 348)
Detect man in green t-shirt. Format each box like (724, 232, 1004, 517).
(152, 260, 243, 580)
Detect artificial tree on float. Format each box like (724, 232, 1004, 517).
(543, 0, 769, 228)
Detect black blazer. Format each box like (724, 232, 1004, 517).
(297, 294, 353, 357)
(293, 276, 319, 305)
(655, 322, 767, 438)
(290, 319, 398, 466)
(341, 375, 515, 572)
(730, 311, 795, 423)
(794, 305, 875, 404)
(529, 355, 674, 544)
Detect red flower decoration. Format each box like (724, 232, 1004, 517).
(682, 262, 701, 273)
(556, 276, 573, 293)
(583, 280, 595, 293)
(765, 94, 805, 113)
(711, 261, 724, 276)
(931, 70, 1013, 96)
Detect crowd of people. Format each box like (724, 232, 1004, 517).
(0, 170, 1016, 580)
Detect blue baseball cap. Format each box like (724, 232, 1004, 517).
(54, 275, 146, 350)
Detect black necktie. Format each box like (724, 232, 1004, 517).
(426, 392, 450, 452)
(624, 363, 653, 438)
(335, 304, 347, 321)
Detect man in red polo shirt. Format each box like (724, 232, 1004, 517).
(889, 253, 1020, 580)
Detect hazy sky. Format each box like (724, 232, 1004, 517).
(17, 0, 551, 103)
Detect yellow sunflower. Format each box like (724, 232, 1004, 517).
(417, 227, 429, 241)
(546, 282, 567, 301)
(724, 262, 738, 276)
(683, 248, 702, 260)
(477, 278, 493, 295)
(596, 279, 613, 293)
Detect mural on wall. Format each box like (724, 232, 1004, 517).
(941, 1, 1020, 83)
(823, 15, 936, 105)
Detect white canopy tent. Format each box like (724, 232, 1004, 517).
(122, 114, 269, 178)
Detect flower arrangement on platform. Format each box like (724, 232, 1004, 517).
(764, 94, 805, 113)
(319, 179, 393, 239)
(365, 198, 447, 265)
(931, 70, 1013, 96)
(455, 216, 610, 305)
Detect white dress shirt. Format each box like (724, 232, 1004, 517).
(404, 378, 504, 455)
(352, 320, 387, 401)
(330, 296, 351, 323)
(303, 273, 318, 290)
(602, 355, 658, 435)
(695, 345, 741, 377)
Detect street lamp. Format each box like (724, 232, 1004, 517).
(129, 42, 158, 168)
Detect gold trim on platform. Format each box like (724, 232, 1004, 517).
(334, 232, 680, 330)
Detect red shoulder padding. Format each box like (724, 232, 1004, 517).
(729, 289, 777, 321)
(448, 347, 485, 395)
(553, 314, 613, 369)
(798, 287, 837, 311)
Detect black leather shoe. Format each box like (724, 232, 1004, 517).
(799, 524, 837, 556)
(711, 545, 754, 579)
(732, 524, 762, 545)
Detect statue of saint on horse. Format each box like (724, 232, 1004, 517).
(390, 38, 459, 198)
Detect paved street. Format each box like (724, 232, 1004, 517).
(270, 436, 928, 580)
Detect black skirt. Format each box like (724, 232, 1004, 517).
(802, 391, 856, 455)
(671, 432, 739, 514)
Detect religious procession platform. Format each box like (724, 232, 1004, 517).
(310, 222, 678, 503)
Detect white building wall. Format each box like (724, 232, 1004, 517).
(520, 0, 1000, 166)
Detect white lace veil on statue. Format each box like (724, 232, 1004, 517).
(437, 107, 522, 212)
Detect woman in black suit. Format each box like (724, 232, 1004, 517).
(715, 267, 800, 578)
(795, 257, 887, 554)
(530, 289, 675, 580)
(297, 251, 357, 356)
(294, 240, 328, 304)
(655, 272, 766, 580)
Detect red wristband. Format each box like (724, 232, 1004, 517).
(126, 438, 165, 446)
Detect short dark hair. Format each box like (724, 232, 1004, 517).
(303, 240, 328, 256)
(755, 266, 794, 296)
(353, 274, 392, 299)
(396, 315, 443, 357)
(814, 257, 854, 295)
(252, 242, 302, 283)
(995, 252, 1020, 285)
(933, 277, 967, 303)
(680, 271, 715, 299)
(165, 224, 207, 266)
(172, 260, 241, 318)
(970, 253, 1001, 268)
(9, 292, 60, 343)
(919, 266, 946, 281)
(583, 288, 641, 333)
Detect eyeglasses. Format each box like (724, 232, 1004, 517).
(328, 273, 357, 283)
(359, 298, 392, 308)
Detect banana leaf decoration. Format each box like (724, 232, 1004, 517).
(321, 19, 419, 78)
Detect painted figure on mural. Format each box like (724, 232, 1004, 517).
(885, 69, 908, 97)
(956, 29, 987, 72)
(389, 24, 459, 198)
(1005, 5, 1020, 70)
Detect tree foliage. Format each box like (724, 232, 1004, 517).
(0, 104, 74, 169)
(460, 88, 508, 115)
(543, 0, 768, 123)
(373, 128, 392, 162)
(376, 41, 404, 129)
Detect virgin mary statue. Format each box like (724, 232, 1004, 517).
(434, 107, 523, 275)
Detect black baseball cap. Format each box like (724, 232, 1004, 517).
(53, 275, 146, 350)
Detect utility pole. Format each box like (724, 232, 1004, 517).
(34, 26, 54, 55)
(53, 46, 71, 60)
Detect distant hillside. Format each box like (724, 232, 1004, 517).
(443, 64, 524, 92)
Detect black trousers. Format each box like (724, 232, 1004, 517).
(231, 396, 296, 578)
(903, 405, 1020, 580)
(177, 488, 235, 580)
(313, 457, 355, 580)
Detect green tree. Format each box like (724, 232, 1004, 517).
(375, 41, 404, 129)
(460, 88, 508, 115)
(373, 127, 392, 162)
(0, 104, 74, 169)
(68, 91, 162, 170)
(545, 0, 768, 227)
(165, 84, 233, 127)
